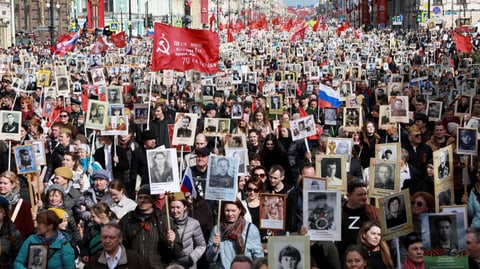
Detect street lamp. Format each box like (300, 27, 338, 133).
(46, 0, 60, 46)
(120, 3, 124, 31)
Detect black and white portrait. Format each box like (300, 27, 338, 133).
(427, 101, 442, 120)
(457, 127, 477, 155)
(172, 113, 198, 146)
(107, 87, 123, 104)
(27, 244, 48, 269)
(205, 155, 239, 201)
(320, 157, 343, 186)
(384, 195, 408, 229)
(231, 103, 243, 119)
(268, 236, 310, 269)
(146, 148, 180, 194)
(373, 162, 395, 190)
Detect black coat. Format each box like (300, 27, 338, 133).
(129, 145, 149, 185)
(94, 145, 129, 182)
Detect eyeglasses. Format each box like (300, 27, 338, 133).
(254, 173, 266, 179)
(411, 201, 425, 207)
(60, 114, 68, 118)
(246, 187, 260, 193)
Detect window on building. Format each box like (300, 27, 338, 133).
(433, 0, 442, 5)
(105, 0, 113, 13)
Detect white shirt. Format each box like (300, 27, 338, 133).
(106, 246, 122, 269)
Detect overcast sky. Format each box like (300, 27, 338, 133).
(283, 0, 318, 7)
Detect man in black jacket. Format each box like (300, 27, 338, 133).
(119, 185, 182, 269)
(94, 135, 129, 181)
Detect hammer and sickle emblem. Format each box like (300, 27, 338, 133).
(156, 33, 170, 55)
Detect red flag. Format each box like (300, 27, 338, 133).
(336, 21, 350, 36)
(291, 25, 307, 42)
(227, 28, 234, 43)
(353, 27, 360, 39)
(152, 23, 219, 74)
(312, 20, 319, 32)
(91, 36, 107, 54)
(111, 31, 127, 48)
(453, 32, 473, 53)
(209, 14, 216, 31)
(272, 17, 280, 25)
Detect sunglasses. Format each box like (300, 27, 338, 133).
(411, 201, 425, 207)
(60, 115, 68, 118)
(254, 173, 266, 179)
(246, 187, 260, 193)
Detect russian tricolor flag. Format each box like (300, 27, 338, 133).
(318, 83, 342, 109)
(180, 167, 197, 199)
(54, 31, 80, 55)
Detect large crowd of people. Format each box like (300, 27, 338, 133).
(0, 19, 480, 269)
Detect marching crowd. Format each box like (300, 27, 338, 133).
(0, 20, 480, 269)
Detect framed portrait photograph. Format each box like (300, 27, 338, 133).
(204, 118, 218, 135)
(388, 82, 403, 98)
(427, 101, 443, 121)
(379, 190, 413, 240)
(217, 119, 231, 135)
(205, 155, 239, 201)
(85, 100, 108, 130)
(259, 193, 286, 230)
(189, 103, 202, 117)
(225, 148, 248, 175)
(456, 127, 478, 155)
(466, 117, 480, 138)
(290, 114, 316, 141)
(106, 86, 123, 104)
(37, 70, 50, 87)
(91, 67, 106, 86)
(27, 244, 48, 269)
(146, 148, 180, 194)
(269, 94, 283, 115)
(375, 143, 401, 161)
(268, 236, 310, 269)
(303, 190, 341, 241)
(55, 76, 70, 96)
(375, 86, 388, 103)
(25, 140, 46, 166)
(343, 107, 362, 131)
(389, 96, 409, 123)
(303, 175, 327, 191)
(316, 155, 346, 192)
(133, 104, 149, 124)
(225, 134, 246, 149)
(455, 95, 472, 116)
(0, 110, 21, 140)
(369, 159, 400, 198)
(338, 81, 352, 100)
(172, 113, 198, 146)
(231, 102, 243, 119)
(433, 145, 453, 182)
(378, 105, 394, 130)
(245, 72, 257, 84)
(421, 213, 467, 256)
(323, 107, 337, 126)
(441, 205, 468, 227)
(14, 145, 37, 174)
(102, 115, 129, 136)
(325, 138, 352, 162)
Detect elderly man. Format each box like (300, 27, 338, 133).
(467, 227, 480, 269)
(119, 185, 182, 269)
(85, 223, 144, 268)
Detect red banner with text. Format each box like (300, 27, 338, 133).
(151, 23, 219, 74)
(377, 0, 387, 28)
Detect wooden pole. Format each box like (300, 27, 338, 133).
(166, 193, 171, 231)
(217, 200, 222, 233)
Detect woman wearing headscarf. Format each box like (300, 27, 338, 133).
(206, 199, 264, 269)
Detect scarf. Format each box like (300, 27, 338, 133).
(221, 216, 246, 254)
(39, 230, 61, 246)
(3, 189, 21, 210)
(403, 257, 424, 269)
